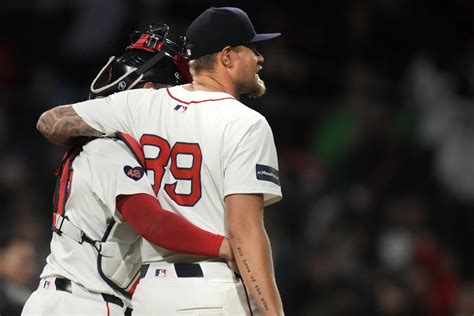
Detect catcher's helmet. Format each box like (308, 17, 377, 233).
(89, 24, 192, 99)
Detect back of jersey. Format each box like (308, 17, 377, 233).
(73, 85, 283, 263)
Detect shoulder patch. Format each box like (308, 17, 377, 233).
(256, 164, 280, 186)
(124, 166, 145, 181)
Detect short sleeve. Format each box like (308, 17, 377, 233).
(72, 89, 153, 137)
(223, 116, 283, 207)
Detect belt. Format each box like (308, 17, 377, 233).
(140, 262, 239, 281)
(141, 263, 203, 278)
(54, 278, 132, 314)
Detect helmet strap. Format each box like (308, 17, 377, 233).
(135, 50, 166, 75)
(89, 51, 167, 99)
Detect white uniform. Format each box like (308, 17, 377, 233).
(22, 138, 155, 316)
(72, 86, 283, 315)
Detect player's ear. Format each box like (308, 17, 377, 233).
(219, 46, 233, 68)
(143, 82, 156, 89)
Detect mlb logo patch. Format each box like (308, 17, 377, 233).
(43, 280, 50, 289)
(174, 104, 188, 112)
(155, 268, 167, 278)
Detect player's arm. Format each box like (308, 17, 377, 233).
(37, 105, 103, 146)
(226, 193, 284, 316)
(116, 193, 233, 261)
(38, 89, 150, 146)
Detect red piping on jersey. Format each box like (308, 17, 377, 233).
(166, 88, 235, 104)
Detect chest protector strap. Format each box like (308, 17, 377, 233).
(51, 134, 145, 298)
(52, 144, 81, 233)
(114, 132, 145, 167)
(97, 132, 145, 297)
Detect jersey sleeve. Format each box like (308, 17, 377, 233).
(223, 116, 283, 207)
(72, 89, 154, 137)
(86, 139, 155, 222)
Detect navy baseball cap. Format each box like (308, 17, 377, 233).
(185, 7, 281, 59)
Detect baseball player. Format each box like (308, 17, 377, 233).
(22, 24, 234, 316)
(36, 7, 284, 315)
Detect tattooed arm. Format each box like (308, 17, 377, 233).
(226, 194, 284, 316)
(36, 105, 104, 146)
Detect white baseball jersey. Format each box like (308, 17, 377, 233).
(72, 85, 283, 263)
(39, 138, 155, 302)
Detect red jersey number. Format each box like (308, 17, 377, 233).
(140, 135, 202, 206)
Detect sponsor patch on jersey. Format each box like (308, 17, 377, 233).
(256, 164, 280, 186)
(123, 166, 145, 181)
(155, 268, 167, 278)
(174, 104, 188, 112)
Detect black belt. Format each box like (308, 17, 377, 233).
(141, 263, 204, 278)
(54, 278, 132, 314)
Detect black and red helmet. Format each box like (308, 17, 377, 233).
(89, 24, 192, 99)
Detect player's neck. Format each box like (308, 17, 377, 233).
(190, 75, 238, 99)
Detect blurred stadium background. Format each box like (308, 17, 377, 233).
(1, 0, 474, 315)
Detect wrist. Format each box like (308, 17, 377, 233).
(217, 237, 231, 260)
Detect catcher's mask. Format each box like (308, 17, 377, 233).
(89, 24, 192, 99)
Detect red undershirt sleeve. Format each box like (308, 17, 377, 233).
(116, 193, 224, 257)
